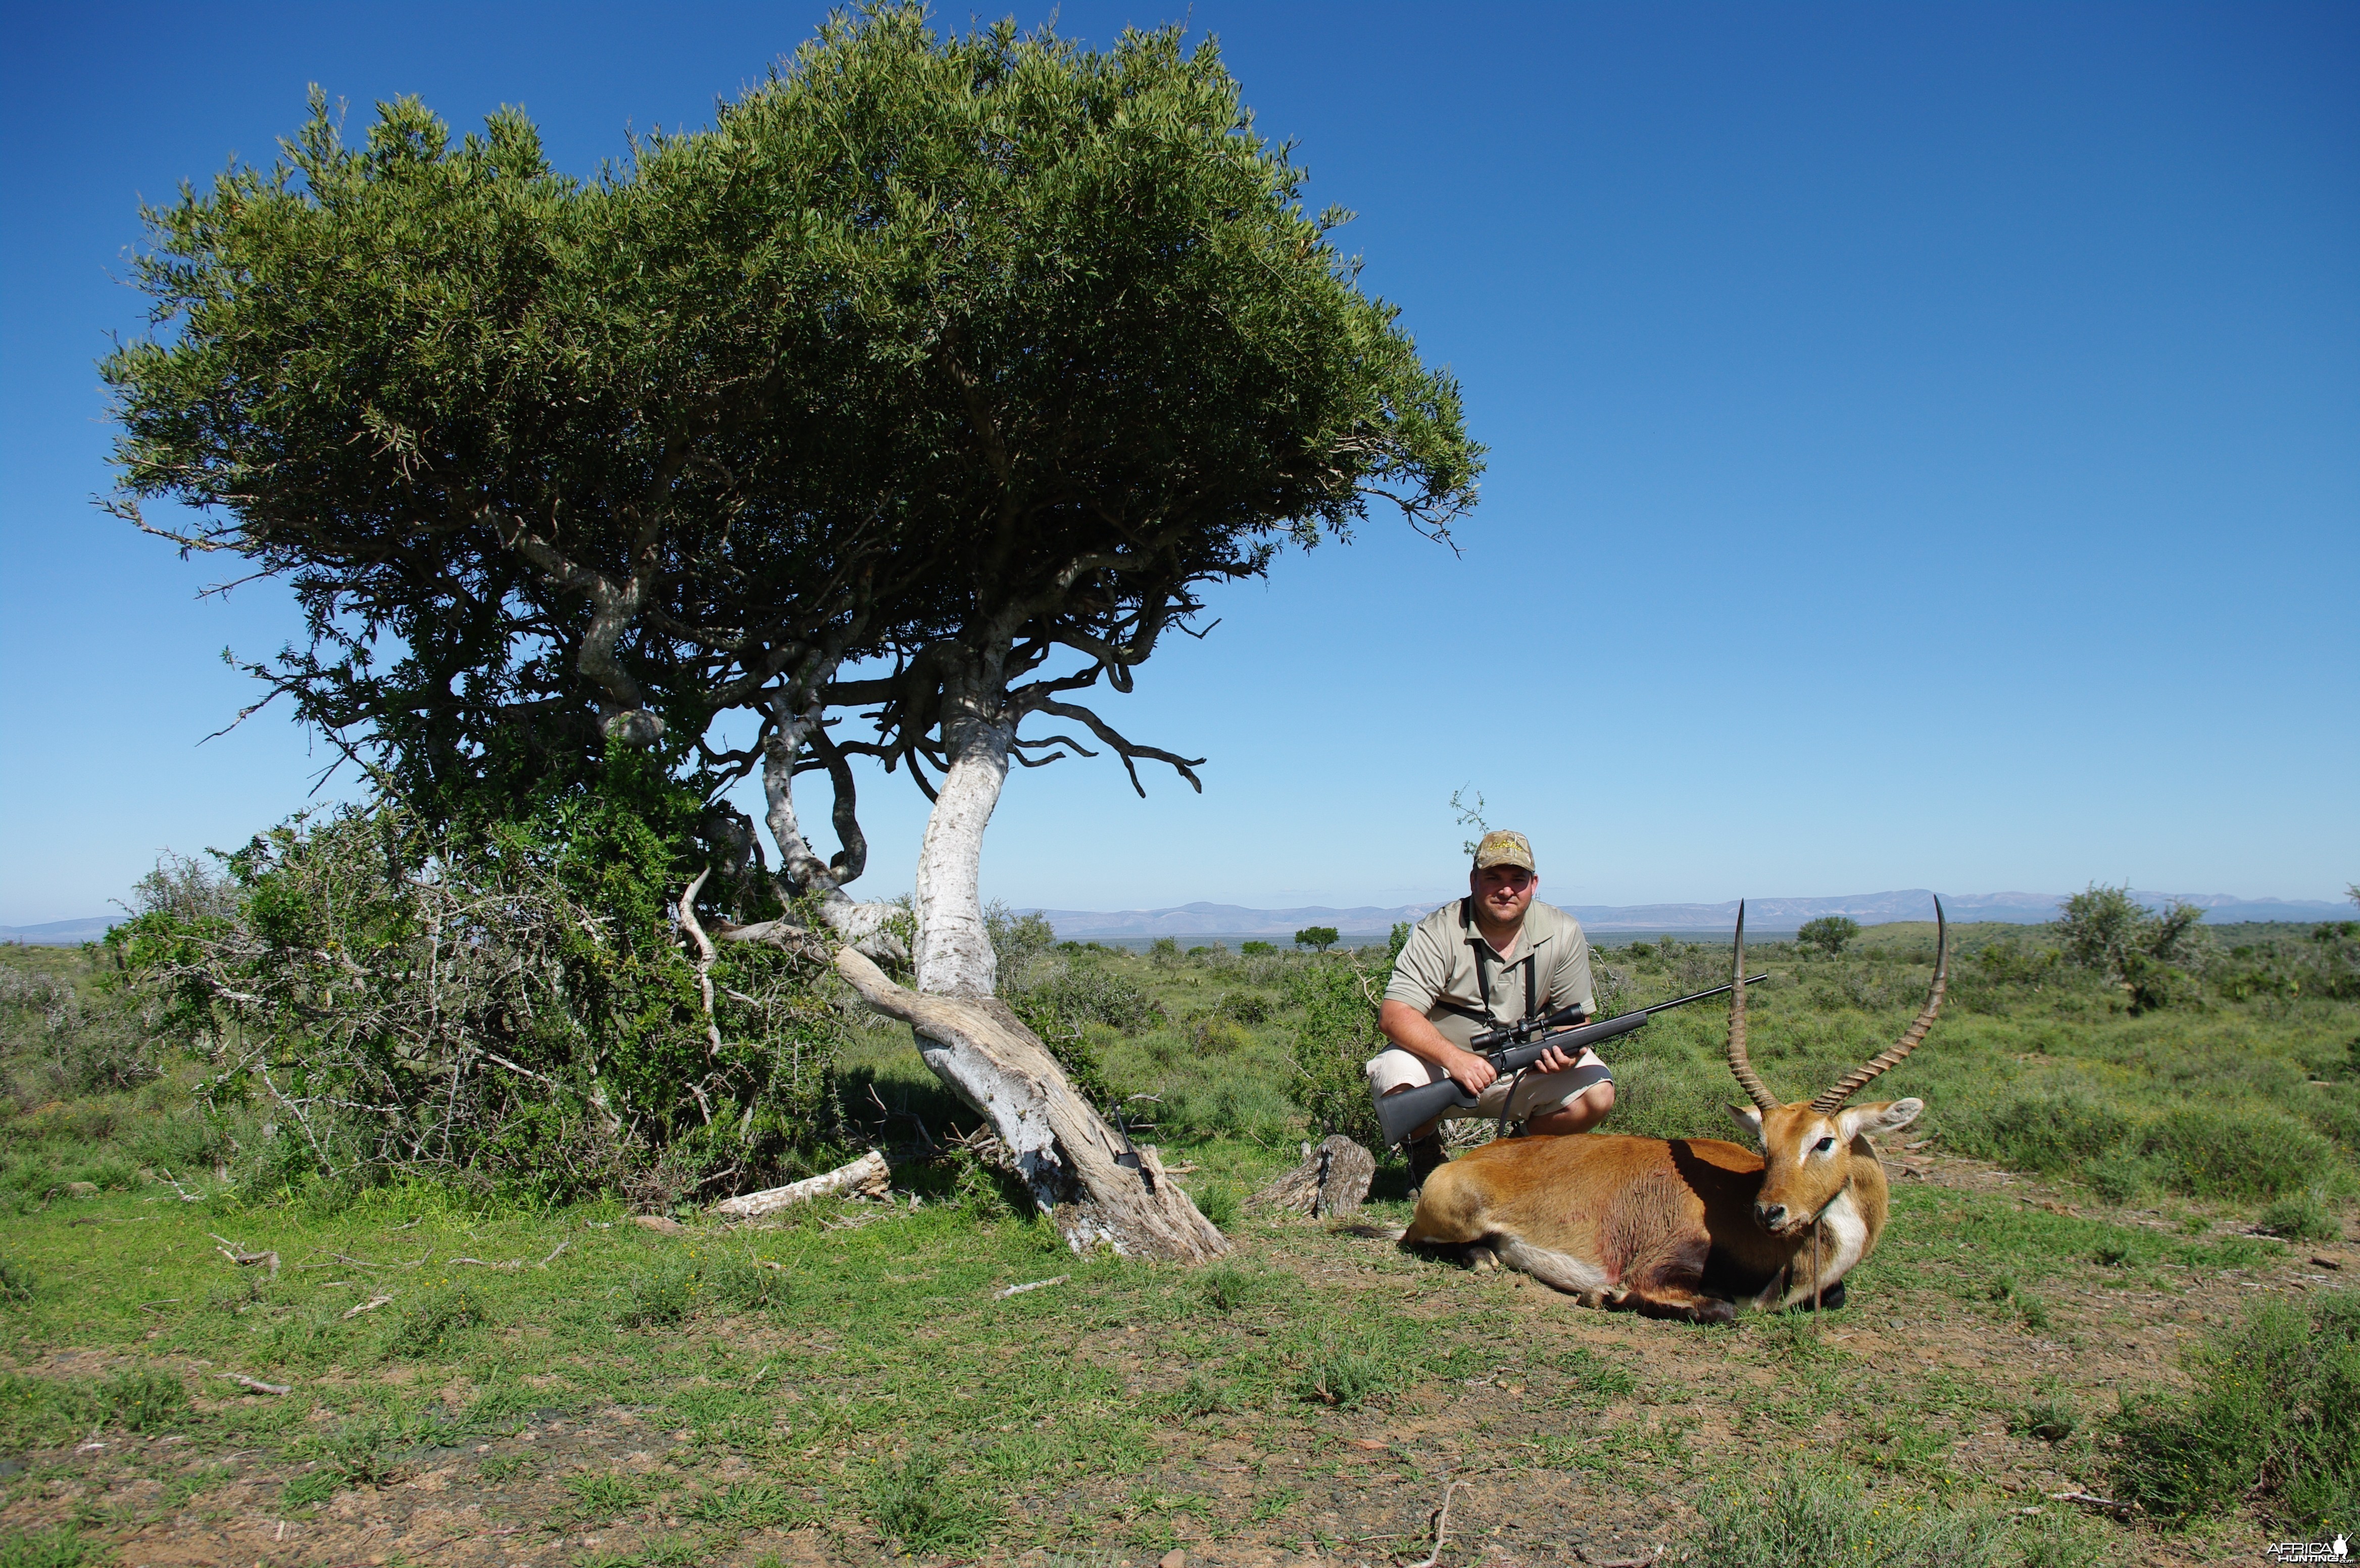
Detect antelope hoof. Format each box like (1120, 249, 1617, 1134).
(1791, 1280, 1848, 1313)
(1467, 1245, 1500, 1273)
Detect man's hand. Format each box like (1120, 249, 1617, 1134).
(1445, 1048, 1498, 1096)
(1532, 1042, 1579, 1075)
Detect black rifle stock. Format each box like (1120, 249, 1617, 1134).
(1375, 974, 1771, 1149)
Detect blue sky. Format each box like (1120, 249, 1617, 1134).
(3, 2, 2354, 926)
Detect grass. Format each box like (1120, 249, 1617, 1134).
(2108, 1288, 2360, 1532)
(0, 927, 2353, 1560)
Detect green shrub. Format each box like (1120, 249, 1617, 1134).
(0, 1261, 32, 1305)
(2140, 1107, 2337, 1198)
(105, 773, 851, 1198)
(1286, 956, 1387, 1149)
(1216, 991, 1274, 1025)
(1240, 941, 1276, 957)
(1965, 1094, 2134, 1174)
(2108, 1289, 2360, 1531)
(1157, 1077, 1297, 1145)
(1189, 1017, 1254, 1056)
(2260, 1188, 2344, 1243)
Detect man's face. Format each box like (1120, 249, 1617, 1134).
(1470, 863, 1538, 927)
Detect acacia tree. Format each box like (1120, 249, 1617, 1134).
(106, 7, 1481, 1258)
(731, 11, 1480, 1255)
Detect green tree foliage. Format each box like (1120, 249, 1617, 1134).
(1795, 915, 1861, 957)
(101, 2, 1481, 960)
(2054, 884, 2211, 1013)
(101, 85, 917, 826)
(787, 9, 1483, 801)
(1294, 927, 1341, 953)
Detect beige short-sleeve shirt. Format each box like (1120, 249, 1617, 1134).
(1384, 898, 1597, 1051)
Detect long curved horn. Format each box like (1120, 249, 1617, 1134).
(1811, 895, 1948, 1113)
(1726, 901, 1778, 1112)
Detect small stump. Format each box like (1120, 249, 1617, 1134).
(1250, 1135, 1376, 1219)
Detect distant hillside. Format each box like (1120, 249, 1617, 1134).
(0, 917, 119, 946)
(1027, 889, 2352, 938)
(8, 888, 2346, 946)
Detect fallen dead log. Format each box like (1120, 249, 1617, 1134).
(712, 1150, 893, 1219)
(833, 948, 1227, 1262)
(1249, 1135, 1376, 1220)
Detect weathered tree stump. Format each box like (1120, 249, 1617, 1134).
(834, 948, 1229, 1262)
(1250, 1135, 1377, 1219)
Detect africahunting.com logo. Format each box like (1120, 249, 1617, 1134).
(2267, 1536, 2349, 1563)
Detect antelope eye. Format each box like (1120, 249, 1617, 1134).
(1813, 1137, 1836, 1153)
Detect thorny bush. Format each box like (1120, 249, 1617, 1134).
(109, 763, 856, 1200)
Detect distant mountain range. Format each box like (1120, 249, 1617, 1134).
(5, 890, 2348, 946)
(0, 917, 120, 946)
(1022, 890, 2353, 939)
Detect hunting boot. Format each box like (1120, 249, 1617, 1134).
(1405, 1134, 1449, 1194)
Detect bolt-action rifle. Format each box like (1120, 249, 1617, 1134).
(1374, 974, 1770, 1148)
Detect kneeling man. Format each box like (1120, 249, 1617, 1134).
(1368, 829, 1615, 1186)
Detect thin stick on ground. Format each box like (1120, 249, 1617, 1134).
(217, 1373, 290, 1396)
(1405, 1480, 1467, 1568)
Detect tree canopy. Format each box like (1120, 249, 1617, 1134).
(105, 7, 1479, 918)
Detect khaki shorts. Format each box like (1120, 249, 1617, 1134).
(1364, 1046, 1613, 1123)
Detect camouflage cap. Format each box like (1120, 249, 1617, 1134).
(1472, 829, 1536, 872)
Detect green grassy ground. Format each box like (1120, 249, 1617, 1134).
(2, 926, 2355, 1564)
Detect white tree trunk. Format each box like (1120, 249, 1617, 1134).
(759, 689, 904, 960)
(841, 660, 1227, 1261)
(912, 699, 1011, 998)
(836, 949, 1227, 1261)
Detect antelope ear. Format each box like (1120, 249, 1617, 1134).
(1837, 1098, 1924, 1141)
(1725, 1104, 1764, 1142)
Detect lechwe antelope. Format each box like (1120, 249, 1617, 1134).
(1387, 899, 1947, 1322)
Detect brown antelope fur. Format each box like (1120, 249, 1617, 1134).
(1389, 899, 1947, 1323)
